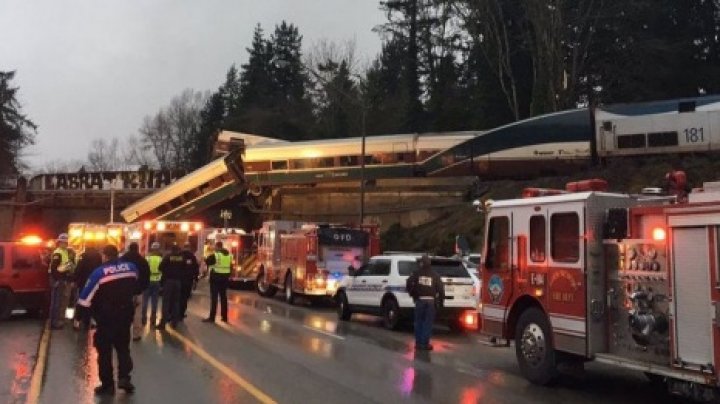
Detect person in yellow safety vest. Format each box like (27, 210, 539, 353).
(142, 242, 163, 327)
(202, 241, 233, 323)
(49, 233, 76, 329)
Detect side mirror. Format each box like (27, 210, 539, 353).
(347, 266, 356, 276)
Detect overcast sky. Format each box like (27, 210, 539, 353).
(0, 0, 385, 170)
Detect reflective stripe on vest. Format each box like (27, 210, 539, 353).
(53, 248, 69, 264)
(147, 255, 162, 282)
(51, 247, 71, 274)
(212, 252, 232, 274)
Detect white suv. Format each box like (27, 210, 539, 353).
(336, 255, 479, 331)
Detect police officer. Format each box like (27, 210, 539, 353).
(179, 242, 199, 320)
(158, 244, 185, 329)
(142, 242, 163, 327)
(120, 242, 150, 341)
(202, 241, 232, 323)
(77, 245, 138, 396)
(48, 233, 76, 329)
(406, 255, 444, 351)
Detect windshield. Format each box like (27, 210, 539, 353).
(12, 246, 45, 270)
(398, 259, 469, 278)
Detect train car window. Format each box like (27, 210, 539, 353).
(529, 216, 546, 263)
(678, 101, 696, 113)
(648, 131, 679, 147)
(292, 159, 313, 169)
(318, 157, 335, 168)
(339, 156, 358, 166)
(485, 216, 509, 270)
(551, 213, 580, 263)
(271, 160, 288, 170)
(616, 134, 646, 149)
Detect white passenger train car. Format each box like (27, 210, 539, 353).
(595, 95, 720, 157)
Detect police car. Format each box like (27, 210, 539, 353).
(336, 254, 479, 331)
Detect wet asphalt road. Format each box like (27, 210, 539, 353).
(2, 284, 689, 404)
(0, 315, 42, 404)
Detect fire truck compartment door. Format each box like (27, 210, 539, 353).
(672, 227, 713, 367)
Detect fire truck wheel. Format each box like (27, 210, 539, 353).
(382, 297, 401, 330)
(284, 274, 296, 305)
(337, 291, 352, 321)
(515, 307, 558, 385)
(256, 271, 277, 298)
(0, 289, 13, 320)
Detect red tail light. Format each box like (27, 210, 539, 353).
(462, 311, 478, 330)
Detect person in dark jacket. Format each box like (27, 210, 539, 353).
(405, 255, 444, 351)
(179, 242, 199, 320)
(72, 246, 102, 330)
(120, 242, 150, 341)
(77, 245, 138, 396)
(202, 241, 233, 323)
(158, 244, 185, 329)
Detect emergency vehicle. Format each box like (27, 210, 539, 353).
(67, 222, 124, 253)
(255, 221, 380, 304)
(199, 228, 256, 287)
(480, 177, 720, 401)
(125, 220, 203, 256)
(337, 254, 479, 331)
(0, 236, 50, 319)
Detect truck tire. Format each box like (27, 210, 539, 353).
(284, 274, 296, 305)
(382, 297, 401, 330)
(256, 270, 277, 298)
(0, 289, 14, 320)
(337, 291, 352, 321)
(515, 307, 558, 385)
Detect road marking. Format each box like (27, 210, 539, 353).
(302, 325, 346, 340)
(26, 320, 51, 404)
(165, 327, 277, 404)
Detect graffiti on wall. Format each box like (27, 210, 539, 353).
(29, 170, 186, 191)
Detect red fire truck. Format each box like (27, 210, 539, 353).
(480, 178, 720, 401)
(255, 221, 380, 304)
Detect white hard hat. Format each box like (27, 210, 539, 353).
(151, 242, 161, 249)
(57, 233, 69, 242)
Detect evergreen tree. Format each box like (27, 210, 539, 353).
(0, 71, 36, 174)
(314, 59, 362, 138)
(362, 39, 410, 135)
(225, 22, 313, 141)
(192, 91, 225, 168)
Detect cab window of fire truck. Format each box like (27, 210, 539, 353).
(551, 213, 580, 263)
(529, 216, 546, 263)
(485, 216, 509, 270)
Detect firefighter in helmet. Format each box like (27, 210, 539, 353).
(49, 233, 76, 329)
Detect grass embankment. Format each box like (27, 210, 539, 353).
(380, 154, 720, 255)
